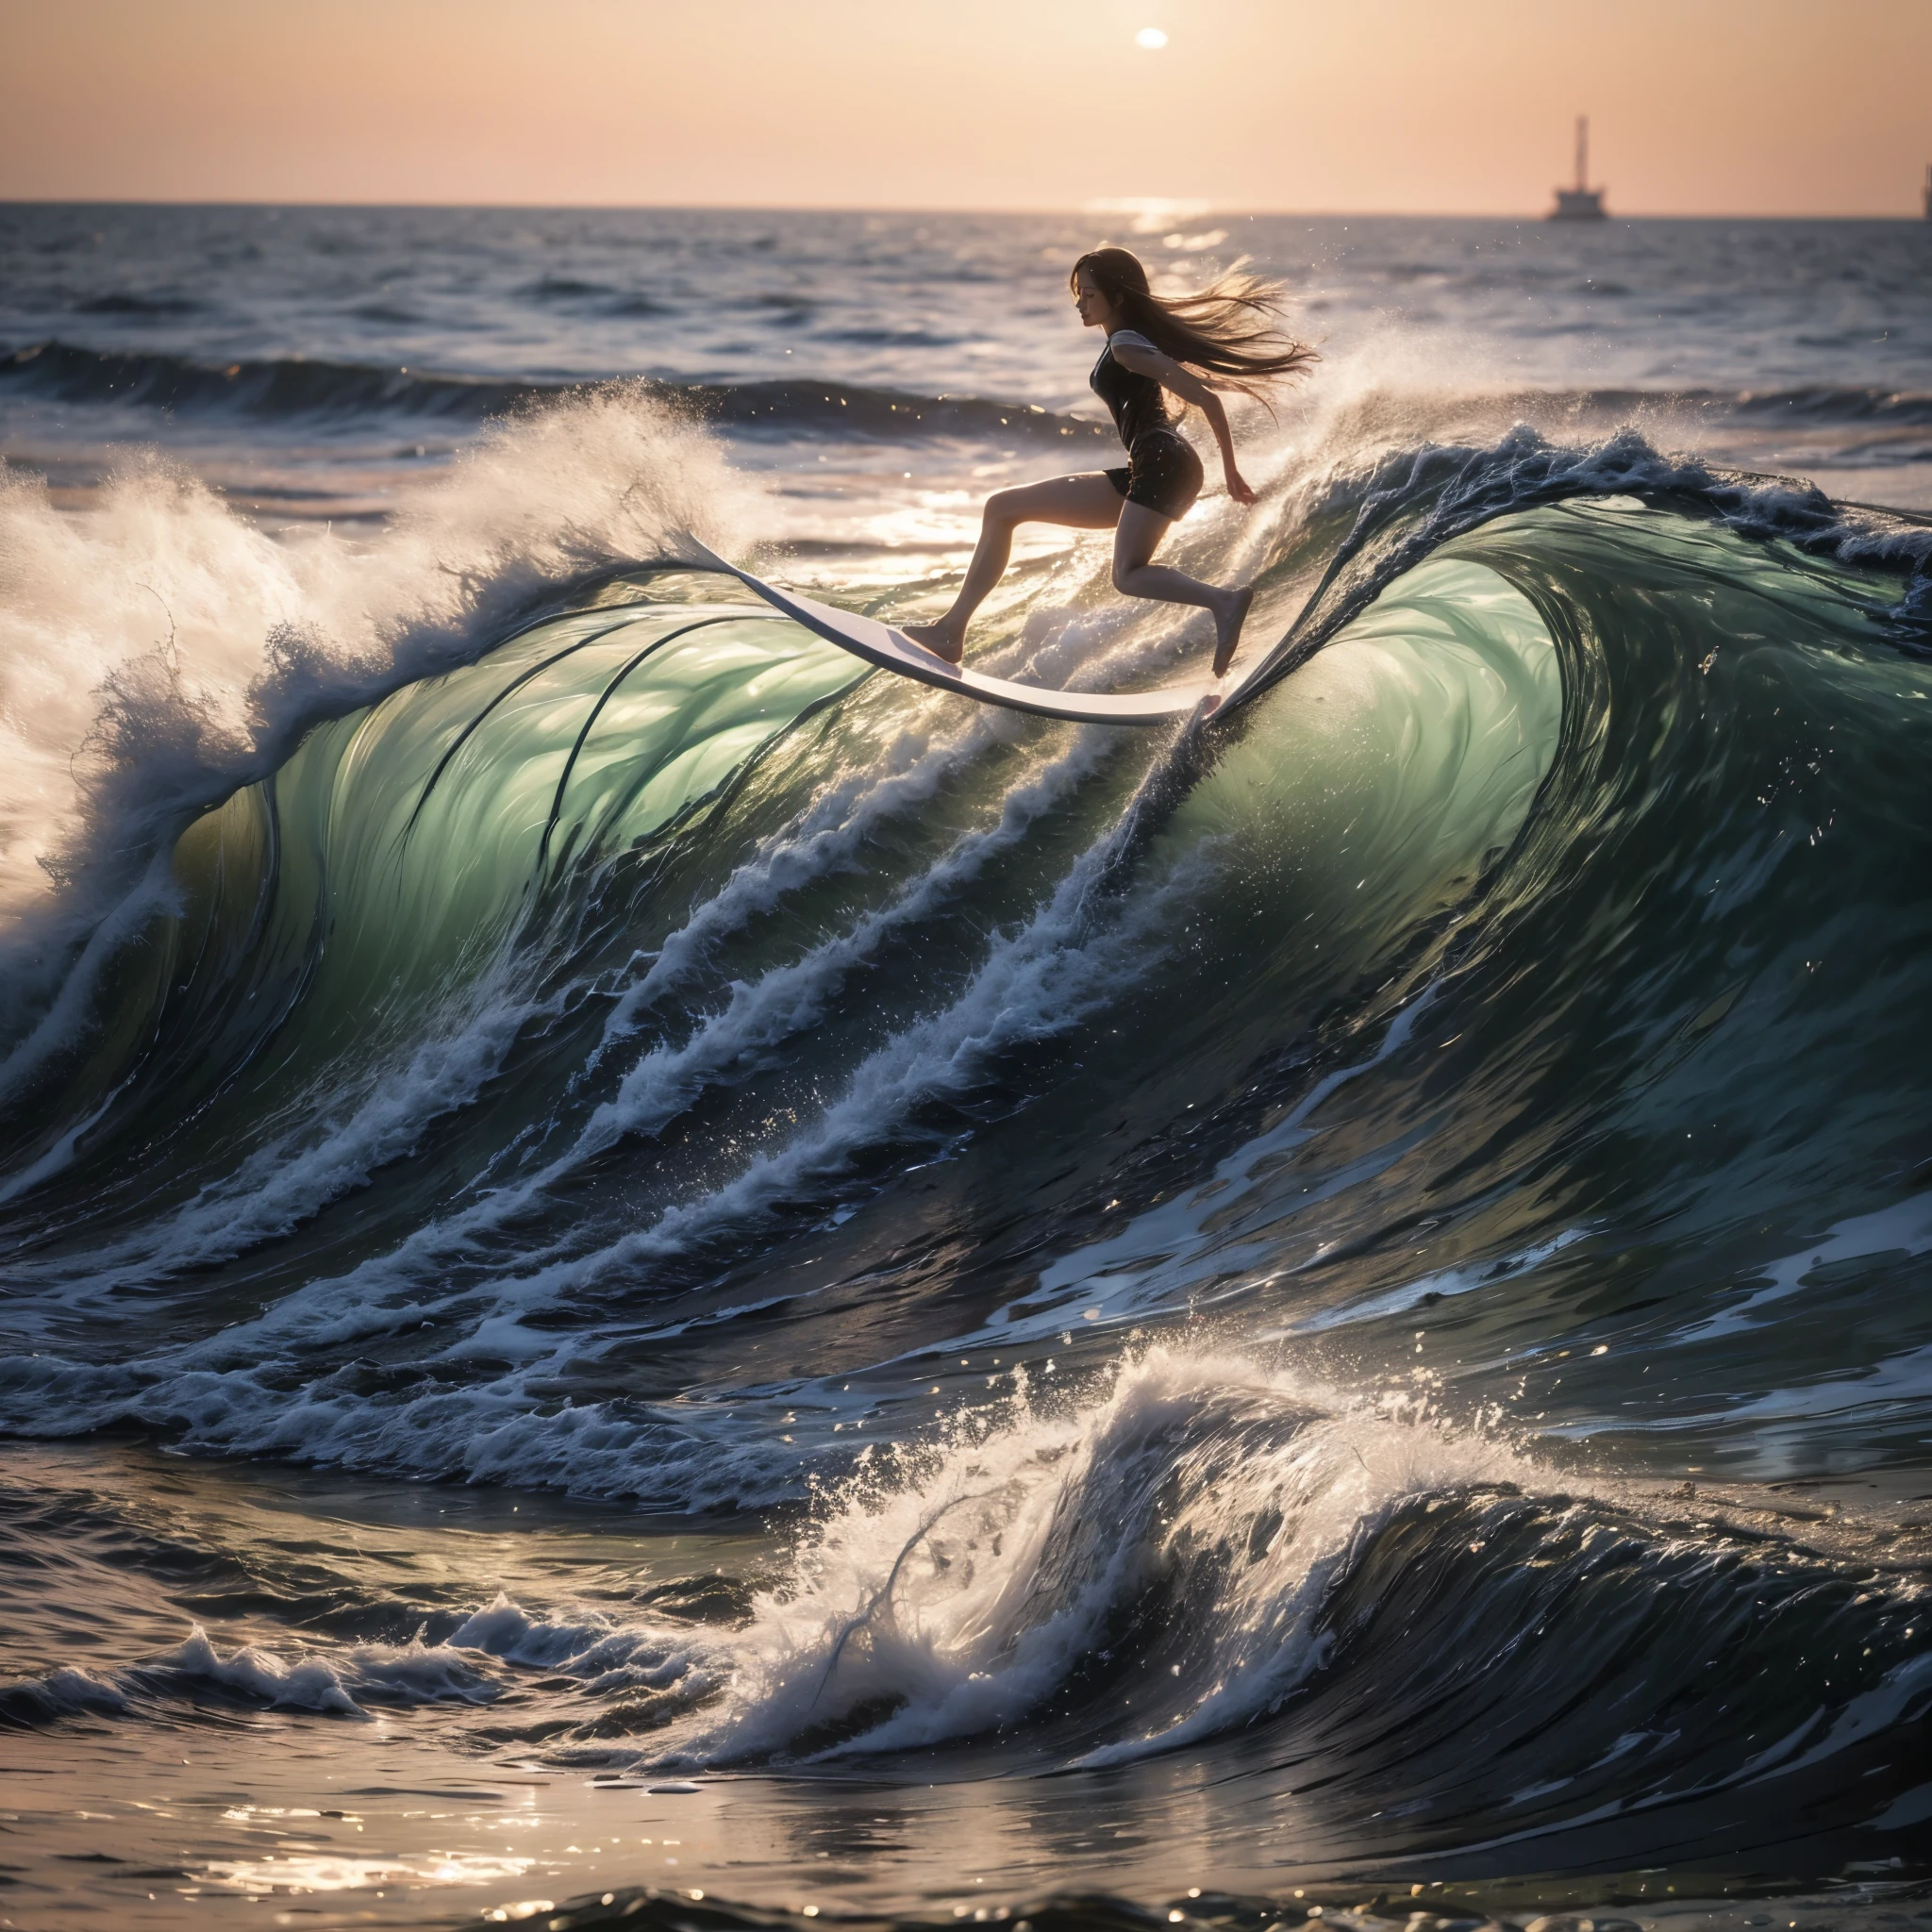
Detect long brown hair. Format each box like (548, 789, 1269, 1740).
(1070, 245, 1317, 407)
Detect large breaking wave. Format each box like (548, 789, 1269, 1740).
(2, 385, 1930, 1899)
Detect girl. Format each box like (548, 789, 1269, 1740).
(904, 245, 1315, 678)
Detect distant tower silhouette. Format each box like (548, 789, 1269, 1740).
(1550, 116, 1607, 220)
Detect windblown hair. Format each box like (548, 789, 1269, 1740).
(1070, 245, 1318, 408)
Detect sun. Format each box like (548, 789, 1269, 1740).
(1134, 26, 1169, 49)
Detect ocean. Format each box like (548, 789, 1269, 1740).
(0, 204, 1929, 1932)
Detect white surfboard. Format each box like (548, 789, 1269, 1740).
(684, 541, 1231, 726)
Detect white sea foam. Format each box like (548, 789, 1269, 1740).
(4, 1594, 721, 1729)
(13, 1346, 1902, 1773)
(431, 762, 1182, 1317)
(0, 1661, 130, 1722)
(0, 1625, 506, 1721)
(450, 1594, 716, 1702)
(656, 1347, 1533, 1767)
(0, 1353, 1536, 1757)
(0, 385, 753, 1041)
(0, 512, 1145, 1326)
(154, 1624, 507, 1714)
(18, 720, 1118, 1353)
(601, 710, 1017, 1041)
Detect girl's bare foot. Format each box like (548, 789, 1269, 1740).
(1212, 584, 1255, 678)
(900, 619, 964, 665)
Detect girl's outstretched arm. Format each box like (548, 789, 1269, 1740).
(1109, 339, 1258, 505)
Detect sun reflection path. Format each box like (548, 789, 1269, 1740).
(203, 1845, 535, 1894)
(1084, 196, 1213, 235)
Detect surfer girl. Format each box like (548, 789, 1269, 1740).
(904, 245, 1316, 677)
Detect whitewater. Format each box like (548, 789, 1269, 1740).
(1, 206, 1929, 1932)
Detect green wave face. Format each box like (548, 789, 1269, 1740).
(22, 599, 862, 1203)
(219, 599, 858, 1032)
(6, 551, 1557, 1318)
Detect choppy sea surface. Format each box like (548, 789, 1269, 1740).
(1, 206, 1929, 1932)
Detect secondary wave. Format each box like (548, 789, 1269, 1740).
(0, 339, 1112, 443)
(6, 1354, 1926, 1890)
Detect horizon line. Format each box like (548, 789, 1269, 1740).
(2, 195, 1926, 224)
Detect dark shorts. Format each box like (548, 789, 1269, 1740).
(1106, 428, 1204, 523)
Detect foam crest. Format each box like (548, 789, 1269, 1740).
(150, 1626, 490, 1714)
(1252, 356, 1932, 675)
(0, 1661, 130, 1725)
(670, 1349, 1530, 1767)
(0, 1341, 834, 1509)
(0, 384, 753, 1034)
(3, 1625, 504, 1725)
(0, 1581, 728, 1735)
(0, 817, 1174, 1500)
(450, 1594, 717, 1705)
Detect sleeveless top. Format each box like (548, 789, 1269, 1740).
(1090, 328, 1174, 449)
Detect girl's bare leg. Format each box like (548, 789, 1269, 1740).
(902, 473, 1123, 663)
(1110, 502, 1255, 677)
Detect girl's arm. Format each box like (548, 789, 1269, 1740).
(1110, 338, 1258, 506)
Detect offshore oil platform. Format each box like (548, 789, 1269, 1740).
(1550, 116, 1607, 220)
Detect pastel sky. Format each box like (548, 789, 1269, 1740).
(5, 0, 1929, 215)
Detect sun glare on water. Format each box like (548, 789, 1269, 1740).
(1135, 26, 1169, 49)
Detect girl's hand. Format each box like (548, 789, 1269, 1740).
(1225, 470, 1258, 507)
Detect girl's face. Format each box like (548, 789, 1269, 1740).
(1073, 268, 1119, 331)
